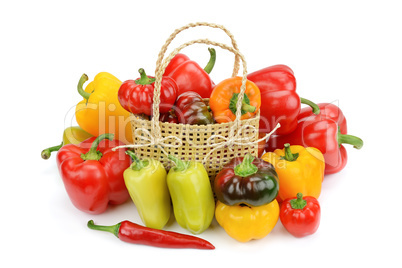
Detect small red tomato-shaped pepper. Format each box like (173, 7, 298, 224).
(247, 65, 320, 135)
(174, 91, 214, 125)
(280, 193, 321, 238)
(159, 110, 179, 123)
(118, 68, 178, 116)
(56, 134, 131, 214)
(214, 153, 279, 207)
(164, 48, 216, 98)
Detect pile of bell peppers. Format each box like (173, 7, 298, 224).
(41, 44, 365, 248)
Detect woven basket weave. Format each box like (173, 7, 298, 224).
(128, 22, 261, 178)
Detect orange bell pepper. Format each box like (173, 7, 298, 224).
(261, 143, 324, 203)
(209, 77, 261, 123)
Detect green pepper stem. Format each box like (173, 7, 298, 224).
(338, 132, 364, 149)
(234, 153, 258, 177)
(41, 142, 63, 160)
(241, 102, 256, 113)
(300, 97, 320, 115)
(135, 68, 155, 85)
(290, 193, 307, 210)
(282, 143, 299, 162)
(87, 220, 121, 238)
(81, 133, 114, 161)
(77, 74, 91, 100)
(126, 150, 149, 170)
(168, 155, 189, 172)
(203, 48, 216, 74)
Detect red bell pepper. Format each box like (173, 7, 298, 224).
(56, 134, 131, 214)
(267, 103, 363, 174)
(87, 220, 215, 250)
(247, 65, 320, 135)
(280, 193, 321, 238)
(163, 48, 216, 98)
(118, 68, 178, 116)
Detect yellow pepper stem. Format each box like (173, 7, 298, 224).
(168, 155, 190, 172)
(126, 150, 149, 171)
(41, 142, 63, 160)
(281, 143, 299, 162)
(77, 74, 90, 100)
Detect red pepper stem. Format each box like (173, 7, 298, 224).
(126, 150, 149, 170)
(203, 48, 216, 74)
(87, 220, 121, 238)
(282, 143, 299, 162)
(41, 142, 63, 160)
(81, 133, 114, 161)
(300, 97, 320, 115)
(290, 193, 307, 210)
(338, 131, 364, 149)
(234, 153, 258, 177)
(77, 74, 91, 100)
(135, 68, 155, 85)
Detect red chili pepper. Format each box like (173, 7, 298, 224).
(87, 220, 215, 250)
(118, 68, 178, 116)
(174, 91, 214, 125)
(56, 134, 131, 214)
(159, 110, 179, 123)
(164, 48, 216, 98)
(247, 65, 320, 135)
(267, 103, 363, 174)
(280, 193, 321, 238)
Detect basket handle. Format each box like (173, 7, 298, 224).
(152, 38, 249, 138)
(155, 22, 241, 78)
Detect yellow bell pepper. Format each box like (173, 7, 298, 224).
(262, 143, 324, 203)
(215, 200, 279, 242)
(75, 72, 133, 144)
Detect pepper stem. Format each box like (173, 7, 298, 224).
(126, 150, 149, 171)
(234, 153, 258, 177)
(338, 131, 364, 149)
(168, 155, 189, 172)
(281, 143, 299, 162)
(300, 97, 320, 115)
(135, 68, 155, 85)
(87, 220, 121, 238)
(290, 193, 307, 210)
(77, 74, 91, 100)
(203, 48, 216, 74)
(229, 93, 256, 115)
(81, 133, 114, 161)
(41, 142, 63, 160)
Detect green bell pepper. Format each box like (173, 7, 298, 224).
(124, 151, 171, 230)
(167, 155, 215, 234)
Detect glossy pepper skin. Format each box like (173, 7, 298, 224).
(174, 91, 214, 125)
(164, 48, 216, 98)
(41, 126, 93, 159)
(280, 193, 321, 238)
(247, 65, 320, 135)
(267, 104, 363, 174)
(167, 155, 215, 234)
(215, 200, 279, 242)
(209, 76, 261, 123)
(262, 144, 324, 203)
(118, 68, 178, 116)
(214, 154, 279, 207)
(87, 220, 215, 250)
(75, 73, 133, 144)
(56, 134, 131, 214)
(123, 151, 171, 230)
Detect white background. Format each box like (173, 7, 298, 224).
(1, 1, 401, 267)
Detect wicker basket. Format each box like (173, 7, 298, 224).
(126, 22, 267, 178)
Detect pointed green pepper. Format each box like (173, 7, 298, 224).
(124, 151, 171, 230)
(167, 155, 215, 234)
